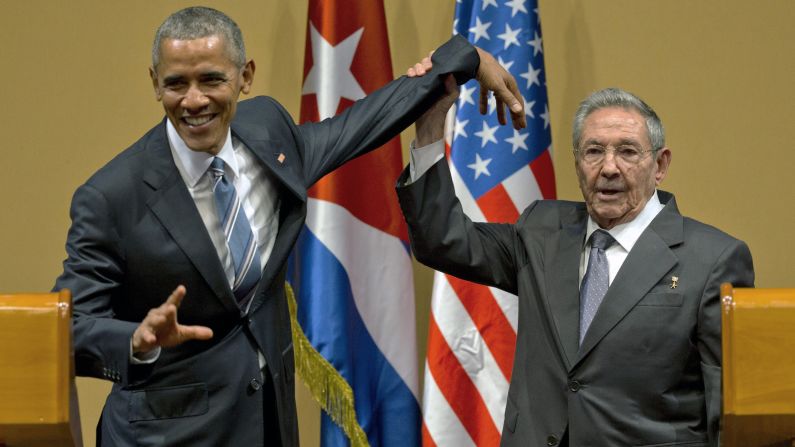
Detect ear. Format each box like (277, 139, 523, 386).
(654, 147, 672, 185)
(240, 60, 256, 95)
(149, 67, 162, 101)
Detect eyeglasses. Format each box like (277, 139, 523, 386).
(574, 145, 655, 165)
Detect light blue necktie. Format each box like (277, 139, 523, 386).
(579, 229, 615, 345)
(209, 157, 262, 309)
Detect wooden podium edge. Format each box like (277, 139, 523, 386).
(720, 282, 736, 415)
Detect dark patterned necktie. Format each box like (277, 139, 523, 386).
(209, 157, 262, 308)
(579, 229, 615, 344)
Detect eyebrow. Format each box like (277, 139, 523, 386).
(161, 74, 185, 85)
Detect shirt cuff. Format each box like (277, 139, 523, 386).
(408, 139, 445, 183)
(130, 338, 161, 364)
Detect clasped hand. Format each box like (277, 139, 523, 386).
(407, 46, 525, 130)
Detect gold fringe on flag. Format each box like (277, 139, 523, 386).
(285, 282, 370, 447)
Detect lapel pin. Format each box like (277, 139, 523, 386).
(671, 276, 679, 289)
(277, 153, 286, 164)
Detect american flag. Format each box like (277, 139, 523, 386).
(289, 0, 420, 445)
(421, 1, 555, 446)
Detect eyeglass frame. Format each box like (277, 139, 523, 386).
(573, 144, 659, 165)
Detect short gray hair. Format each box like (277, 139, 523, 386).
(572, 87, 665, 152)
(152, 7, 246, 69)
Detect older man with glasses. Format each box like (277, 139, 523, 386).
(396, 86, 754, 446)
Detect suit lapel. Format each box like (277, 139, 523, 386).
(574, 193, 684, 365)
(142, 124, 240, 314)
(545, 205, 588, 369)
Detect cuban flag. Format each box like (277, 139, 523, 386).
(288, 0, 420, 446)
(421, 1, 556, 446)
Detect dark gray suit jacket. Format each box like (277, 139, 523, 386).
(55, 36, 479, 447)
(397, 159, 754, 447)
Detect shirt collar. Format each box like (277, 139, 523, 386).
(584, 190, 664, 252)
(166, 119, 239, 187)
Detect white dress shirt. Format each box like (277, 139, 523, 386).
(167, 120, 280, 282)
(407, 138, 665, 287)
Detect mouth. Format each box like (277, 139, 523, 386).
(181, 114, 217, 128)
(595, 188, 624, 199)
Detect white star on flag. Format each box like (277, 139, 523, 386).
(505, 0, 529, 17)
(474, 121, 499, 147)
(467, 153, 492, 179)
(458, 84, 477, 108)
(497, 23, 521, 50)
(520, 61, 541, 88)
(468, 17, 491, 42)
(505, 129, 530, 153)
(541, 104, 550, 129)
(497, 56, 515, 72)
(481, 0, 498, 10)
(302, 24, 366, 120)
(454, 119, 469, 140)
(528, 31, 543, 56)
(523, 96, 536, 118)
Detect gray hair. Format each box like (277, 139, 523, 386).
(152, 7, 246, 69)
(572, 87, 665, 152)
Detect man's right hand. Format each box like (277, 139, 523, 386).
(132, 285, 214, 355)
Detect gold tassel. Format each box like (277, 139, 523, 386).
(285, 282, 370, 447)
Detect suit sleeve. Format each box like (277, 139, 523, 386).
(396, 157, 526, 294)
(698, 239, 754, 446)
(54, 183, 150, 386)
(296, 34, 479, 186)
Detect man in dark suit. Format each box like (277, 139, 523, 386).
(397, 84, 754, 446)
(54, 7, 525, 446)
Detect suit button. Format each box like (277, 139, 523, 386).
(546, 435, 558, 446)
(249, 379, 262, 391)
(568, 380, 581, 392)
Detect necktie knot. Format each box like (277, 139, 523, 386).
(209, 157, 228, 191)
(590, 229, 615, 251)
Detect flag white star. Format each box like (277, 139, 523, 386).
(481, 0, 498, 10)
(468, 17, 491, 43)
(497, 56, 514, 72)
(302, 24, 366, 120)
(474, 121, 499, 147)
(505, 129, 529, 153)
(487, 94, 497, 114)
(520, 62, 541, 88)
(528, 31, 543, 56)
(497, 23, 521, 50)
(523, 96, 536, 118)
(453, 18, 459, 34)
(467, 153, 492, 179)
(540, 103, 550, 129)
(454, 119, 469, 140)
(505, 0, 528, 17)
(458, 84, 476, 108)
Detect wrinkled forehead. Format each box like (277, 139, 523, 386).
(581, 107, 650, 145)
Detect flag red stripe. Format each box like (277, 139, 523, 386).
(421, 422, 437, 447)
(530, 149, 557, 199)
(475, 183, 520, 223)
(445, 275, 516, 381)
(426, 312, 501, 446)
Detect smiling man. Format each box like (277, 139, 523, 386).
(397, 86, 755, 446)
(54, 6, 524, 447)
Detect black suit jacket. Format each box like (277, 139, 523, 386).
(396, 159, 754, 447)
(55, 35, 479, 447)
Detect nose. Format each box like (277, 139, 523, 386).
(181, 84, 210, 112)
(600, 151, 620, 177)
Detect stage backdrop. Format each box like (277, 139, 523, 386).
(1, 1, 793, 445)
